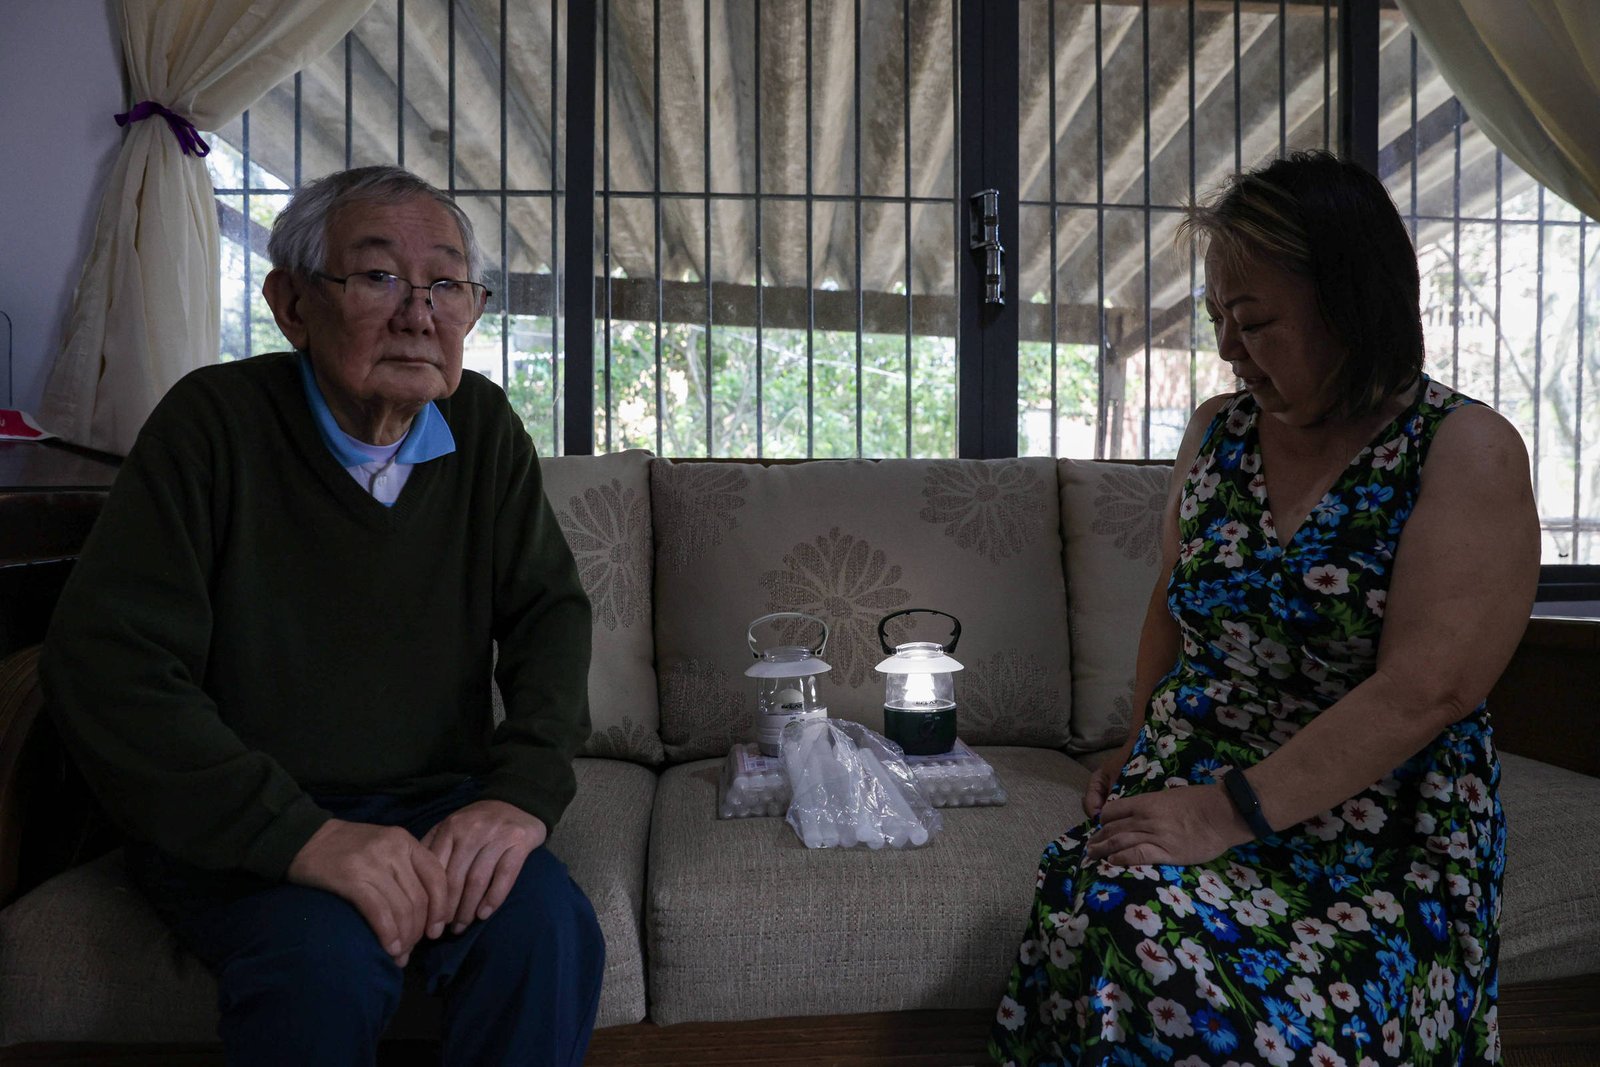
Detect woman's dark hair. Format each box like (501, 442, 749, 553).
(1178, 151, 1424, 419)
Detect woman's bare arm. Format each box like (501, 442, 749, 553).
(1240, 405, 1539, 831)
(1089, 404, 1540, 864)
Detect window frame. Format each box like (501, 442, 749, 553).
(558, 0, 1382, 461)
(212, 0, 1593, 592)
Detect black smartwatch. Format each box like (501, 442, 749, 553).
(1222, 768, 1274, 839)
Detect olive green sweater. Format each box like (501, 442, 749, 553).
(43, 353, 591, 879)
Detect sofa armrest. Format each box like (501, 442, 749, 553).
(1488, 617, 1600, 779)
(0, 644, 44, 902)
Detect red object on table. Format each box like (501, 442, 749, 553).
(0, 411, 52, 441)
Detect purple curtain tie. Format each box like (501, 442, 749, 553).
(114, 100, 211, 158)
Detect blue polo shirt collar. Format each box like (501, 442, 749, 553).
(298, 352, 456, 466)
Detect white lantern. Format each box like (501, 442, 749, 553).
(875, 609, 963, 756)
(746, 612, 832, 757)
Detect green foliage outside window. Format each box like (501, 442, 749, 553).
(580, 319, 961, 459)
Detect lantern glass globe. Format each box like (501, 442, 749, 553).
(885, 670, 954, 710)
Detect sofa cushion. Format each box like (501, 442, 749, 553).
(1057, 459, 1173, 752)
(651, 459, 1074, 762)
(548, 757, 656, 1025)
(539, 449, 663, 764)
(643, 746, 1092, 1025)
(0, 850, 215, 1044)
(0, 758, 654, 1044)
(1497, 751, 1600, 984)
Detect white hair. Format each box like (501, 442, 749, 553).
(267, 166, 483, 282)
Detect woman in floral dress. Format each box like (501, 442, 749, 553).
(992, 153, 1540, 1067)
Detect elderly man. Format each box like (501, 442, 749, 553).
(43, 166, 603, 1066)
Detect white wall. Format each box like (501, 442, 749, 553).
(0, 0, 122, 414)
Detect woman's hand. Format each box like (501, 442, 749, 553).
(1082, 737, 1141, 820)
(1081, 761, 1121, 820)
(1086, 784, 1251, 867)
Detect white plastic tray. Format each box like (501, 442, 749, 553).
(717, 738, 1007, 819)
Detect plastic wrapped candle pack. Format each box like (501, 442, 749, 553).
(901, 740, 1010, 807)
(717, 743, 792, 818)
(778, 718, 941, 849)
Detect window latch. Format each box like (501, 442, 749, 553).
(968, 189, 1005, 305)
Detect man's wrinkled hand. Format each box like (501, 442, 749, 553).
(1085, 784, 1251, 867)
(286, 818, 450, 967)
(421, 799, 547, 935)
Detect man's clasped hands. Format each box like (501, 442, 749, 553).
(286, 799, 548, 966)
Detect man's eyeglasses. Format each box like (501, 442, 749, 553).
(313, 271, 491, 326)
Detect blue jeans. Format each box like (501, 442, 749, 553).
(126, 778, 605, 1067)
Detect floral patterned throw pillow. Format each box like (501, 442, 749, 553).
(651, 458, 1075, 763)
(1057, 459, 1175, 753)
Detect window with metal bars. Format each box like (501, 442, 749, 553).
(210, 0, 569, 460)
(1376, 18, 1597, 567)
(1015, 0, 1340, 467)
(587, 0, 962, 459)
(211, 0, 1598, 564)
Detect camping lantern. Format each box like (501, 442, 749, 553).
(746, 612, 832, 757)
(875, 609, 963, 756)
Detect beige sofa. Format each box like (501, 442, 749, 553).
(1, 453, 1596, 1055)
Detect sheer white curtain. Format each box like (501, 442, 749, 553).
(41, 0, 374, 454)
(1398, 0, 1600, 224)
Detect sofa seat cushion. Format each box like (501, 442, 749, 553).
(0, 757, 655, 1045)
(0, 849, 215, 1045)
(644, 746, 1092, 1025)
(549, 756, 656, 1025)
(651, 458, 1075, 762)
(1497, 751, 1600, 984)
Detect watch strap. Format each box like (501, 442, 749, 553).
(1222, 768, 1274, 839)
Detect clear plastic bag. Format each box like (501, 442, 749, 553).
(778, 718, 942, 849)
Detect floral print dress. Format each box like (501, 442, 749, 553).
(992, 377, 1505, 1067)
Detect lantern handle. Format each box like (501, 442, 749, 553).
(877, 608, 961, 655)
(747, 612, 830, 658)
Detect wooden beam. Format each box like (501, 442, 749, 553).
(205, 206, 1150, 348)
(1112, 295, 1203, 357)
(492, 273, 1133, 348)
(585, 1008, 992, 1066)
(1378, 98, 1462, 180)
(1139, 0, 1402, 12)
(216, 201, 271, 261)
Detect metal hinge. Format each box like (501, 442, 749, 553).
(968, 189, 1005, 305)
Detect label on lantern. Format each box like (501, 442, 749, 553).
(756, 702, 828, 758)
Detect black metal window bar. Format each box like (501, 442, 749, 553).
(210, 0, 1598, 563)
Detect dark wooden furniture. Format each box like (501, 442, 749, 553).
(0, 441, 120, 664)
(0, 442, 121, 907)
